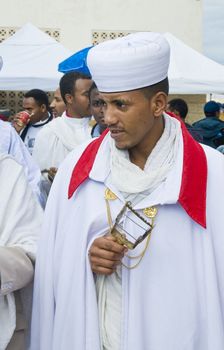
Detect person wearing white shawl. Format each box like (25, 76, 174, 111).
(31, 32, 224, 350)
(0, 153, 43, 350)
(32, 71, 92, 175)
(49, 87, 65, 118)
(0, 120, 41, 203)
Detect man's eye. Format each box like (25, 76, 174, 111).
(116, 101, 126, 108)
(92, 101, 100, 107)
(92, 100, 105, 107)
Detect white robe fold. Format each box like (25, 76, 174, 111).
(0, 120, 41, 201)
(32, 112, 92, 171)
(0, 154, 43, 350)
(31, 131, 224, 350)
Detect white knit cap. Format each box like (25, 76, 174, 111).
(87, 32, 170, 92)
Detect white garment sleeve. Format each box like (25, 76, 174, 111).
(0, 156, 43, 294)
(0, 121, 41, 202)
(32, 126, 61, 171)
(0, 247, 34, 296)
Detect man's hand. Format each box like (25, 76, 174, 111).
(89, 235, 127, 275)
(12, 115, 25, 133)
(12, 112, 31, 133)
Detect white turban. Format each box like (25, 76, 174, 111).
(87, 32, 170, 92)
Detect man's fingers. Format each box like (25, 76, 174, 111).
(89, 236, 128, 275)
(89, 247, 124, 261)
(92, 236, 126, 254)
(91, 265, 116, 275)
(90, 255, 121, 269)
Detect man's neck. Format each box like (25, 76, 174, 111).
(40, 112, 50, 121)
(129, 117, 165, 170)
(66, 109, 83, 119)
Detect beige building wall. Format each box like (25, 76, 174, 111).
(0, 0, 203, 52)
(0, 0, 204, 118)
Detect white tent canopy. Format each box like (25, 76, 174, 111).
(0, 23, 71, 91)
(165, 32, 224, 95)
(0, 25, 224, 94)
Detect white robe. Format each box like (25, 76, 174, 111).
(0, 120, 41, 201)
(32, 112, 92, 171)
(31, 131, 224, 350)
(0, 154, 43, 350)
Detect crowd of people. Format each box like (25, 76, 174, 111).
(0, 31, 224, 350)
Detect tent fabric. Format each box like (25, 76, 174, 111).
(0, 23, 71, 91)
(164, 32, 224, 94)
(0, 25, 224, 94)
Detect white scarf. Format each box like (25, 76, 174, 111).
(98, 113, 181, 350)
(50, 112, 92, 151)
(110, 113, 181, 196)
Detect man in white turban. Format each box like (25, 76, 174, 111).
(31, 32, 224, 350)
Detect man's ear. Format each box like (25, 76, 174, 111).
(64, 93, 74, 105)
(152, 92, 168, 117)
(40, 104, 47, 113)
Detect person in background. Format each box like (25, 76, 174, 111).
(167, 98, 203, 142)
(32, 72, 92, 204)
(193, 100, 224, 148)
(31, 32, 224, 350)
(89, 82, 107, 137)
(217, 144, 224, 154)
(0, 119, 41, 203)
(0, 152, 42, 350)
(0, 109, 11, 122)
(12, 89, 53, 155)
(50, 87, 66, 118)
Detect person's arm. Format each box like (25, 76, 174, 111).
(0, 246, 34, 296)
(8, 125, 41, 201)
(0, 156, 43, 295)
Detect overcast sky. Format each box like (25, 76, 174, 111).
(203, 0, 224, 65)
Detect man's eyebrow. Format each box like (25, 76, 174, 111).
(111, 98, 130, 104)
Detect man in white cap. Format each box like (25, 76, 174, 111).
(31, 32, 224, 350)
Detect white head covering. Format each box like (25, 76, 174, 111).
(87, 32, 170, 92)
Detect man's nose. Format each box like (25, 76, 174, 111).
(104, 107, 118, 125)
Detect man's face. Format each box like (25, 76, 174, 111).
(90, 88, 106, 128)
(69, 78, 93, 118)
(99, 89, 164, 151)
(50, 88, 65, 118)
(22, 97, 47, 124)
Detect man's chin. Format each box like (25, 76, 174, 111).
(114, 141, 130, 150)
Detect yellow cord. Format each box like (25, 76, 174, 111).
(105, 197, 155, 270)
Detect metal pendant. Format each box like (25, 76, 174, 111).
(143, 206, 158, 218)
(105, 188, 117, 200)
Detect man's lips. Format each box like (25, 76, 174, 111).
(109, 129, 125, 139)
(110, 128, 125, 133)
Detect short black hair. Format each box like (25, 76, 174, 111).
(204, 100, 220, 117)
(141, 77, 169, 98)
(168, 98, 188, 119)
(88, 81, 97, 99)
(60, 71, 91, 104)
(24, 89, 50, 110)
